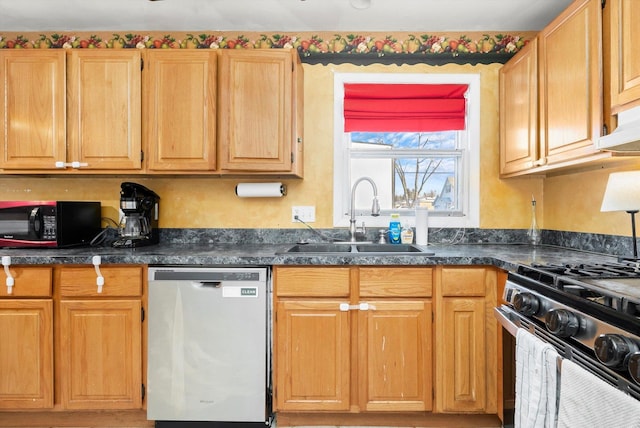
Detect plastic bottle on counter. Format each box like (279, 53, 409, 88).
(388, 213, 402, 244)
(401, 227, 414, 244)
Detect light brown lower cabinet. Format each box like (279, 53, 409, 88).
(434, 266, 499, 414)
(274, 265, 499, 421)
(0, 267, 54, 409)
(276, 299, 351, 411)
(0, 264, 144, 413)
(56, 265, 144, 410)
(358, 299, 432, 412)
(274, 266, 433, 413)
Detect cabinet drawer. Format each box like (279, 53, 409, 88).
(0, 267, 52, 298)
(275, 267, 350, 297)
(58, 266, 143, 297)
(359, 267, 433, 297)
(440, 267, 487, 296)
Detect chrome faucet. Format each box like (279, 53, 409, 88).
(349, 177, 380, 242)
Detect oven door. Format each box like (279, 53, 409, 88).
(495, 304, 640, 406)
(495, 305, 517, 428)
(495, 305, 520, 337)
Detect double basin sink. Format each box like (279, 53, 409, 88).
(279, 243, 435, 256)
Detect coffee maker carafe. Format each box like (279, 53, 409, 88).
(113, 182, 160, 248)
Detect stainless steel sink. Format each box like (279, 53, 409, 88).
(355, 244, 425, 253)
(283, 243, 353, 253)
(279, 243, 434, 256)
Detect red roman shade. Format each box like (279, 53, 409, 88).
(343, 83, 468, 132)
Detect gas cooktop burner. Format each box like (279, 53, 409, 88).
(530, 261, 640, 278)
(517, 261, 640, 319)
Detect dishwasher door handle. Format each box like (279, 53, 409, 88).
(196, 281, 222, 288)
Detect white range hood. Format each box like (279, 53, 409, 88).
(598, 105, 640, 152)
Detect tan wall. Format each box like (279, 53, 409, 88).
(2, 59, 636, 236)
(543, 159, 640, 236)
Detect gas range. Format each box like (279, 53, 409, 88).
(501, 260, 640, 398)
(516, 262, 640, 327)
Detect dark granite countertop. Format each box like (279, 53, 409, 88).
(0, 242, 621, 271)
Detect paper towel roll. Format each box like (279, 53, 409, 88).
(235, 182, 286, 198)
(415, 206, 429, 245)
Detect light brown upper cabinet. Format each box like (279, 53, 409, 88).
(499, 38, 539, 175)
(67, 50, 142, 171)
(218, 49, 303, 176)
(500, 0, 616, 177)
(538, 0, 603, 166)
(0, 49, 142, 172)
(0, 50, 66, 170)
(1, 48, 303, 176)
(608, 0, 640, 113)
(144, 50, 217, 172)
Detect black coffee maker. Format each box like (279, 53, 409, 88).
(112, 182, 160, 248)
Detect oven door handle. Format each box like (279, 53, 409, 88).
(494, 305, 521, 337)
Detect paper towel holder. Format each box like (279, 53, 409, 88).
(235, 182, 287, 198)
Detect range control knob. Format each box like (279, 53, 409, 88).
(628, 352, 640, 384)
(594, 334, 638, 369)
(545, 309, 580, 338)
(513, 292, 540, 316)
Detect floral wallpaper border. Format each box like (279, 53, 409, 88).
(0, 31, 533, 65)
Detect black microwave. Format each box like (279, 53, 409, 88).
(0, 201, 101, 248)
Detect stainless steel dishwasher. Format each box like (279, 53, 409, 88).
(147, 266, 271, 426)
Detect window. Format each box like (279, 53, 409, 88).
(333, 73, 480, 229)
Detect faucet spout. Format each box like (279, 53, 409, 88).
(349, 177, 380, 242)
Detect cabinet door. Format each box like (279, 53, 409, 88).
(499, 38, 539, 175)
(275, 300, 350, 411)
(0, 50, 66, 170)
(58, 299, 142, 409)
(67, 50, 142, 170)
(358, 300, 432, 412)
(436, 297, 486, 412)
(0, 299, 53, 409)
(145, 50, 217, 172)
(609, 0, 640, 111)
(218, 49, 299, 173)
(539, 0, 602, 165)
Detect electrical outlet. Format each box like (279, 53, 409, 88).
(292, 206, 316, 223)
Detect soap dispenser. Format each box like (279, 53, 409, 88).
(388, 213, 402, 244)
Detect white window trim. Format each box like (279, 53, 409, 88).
(332, 72, 480, 229)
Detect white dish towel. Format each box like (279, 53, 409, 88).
(515, 328, 559, 428)
(557, 359, 640, 428)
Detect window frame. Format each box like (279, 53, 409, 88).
(332, 72, 481, 230)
